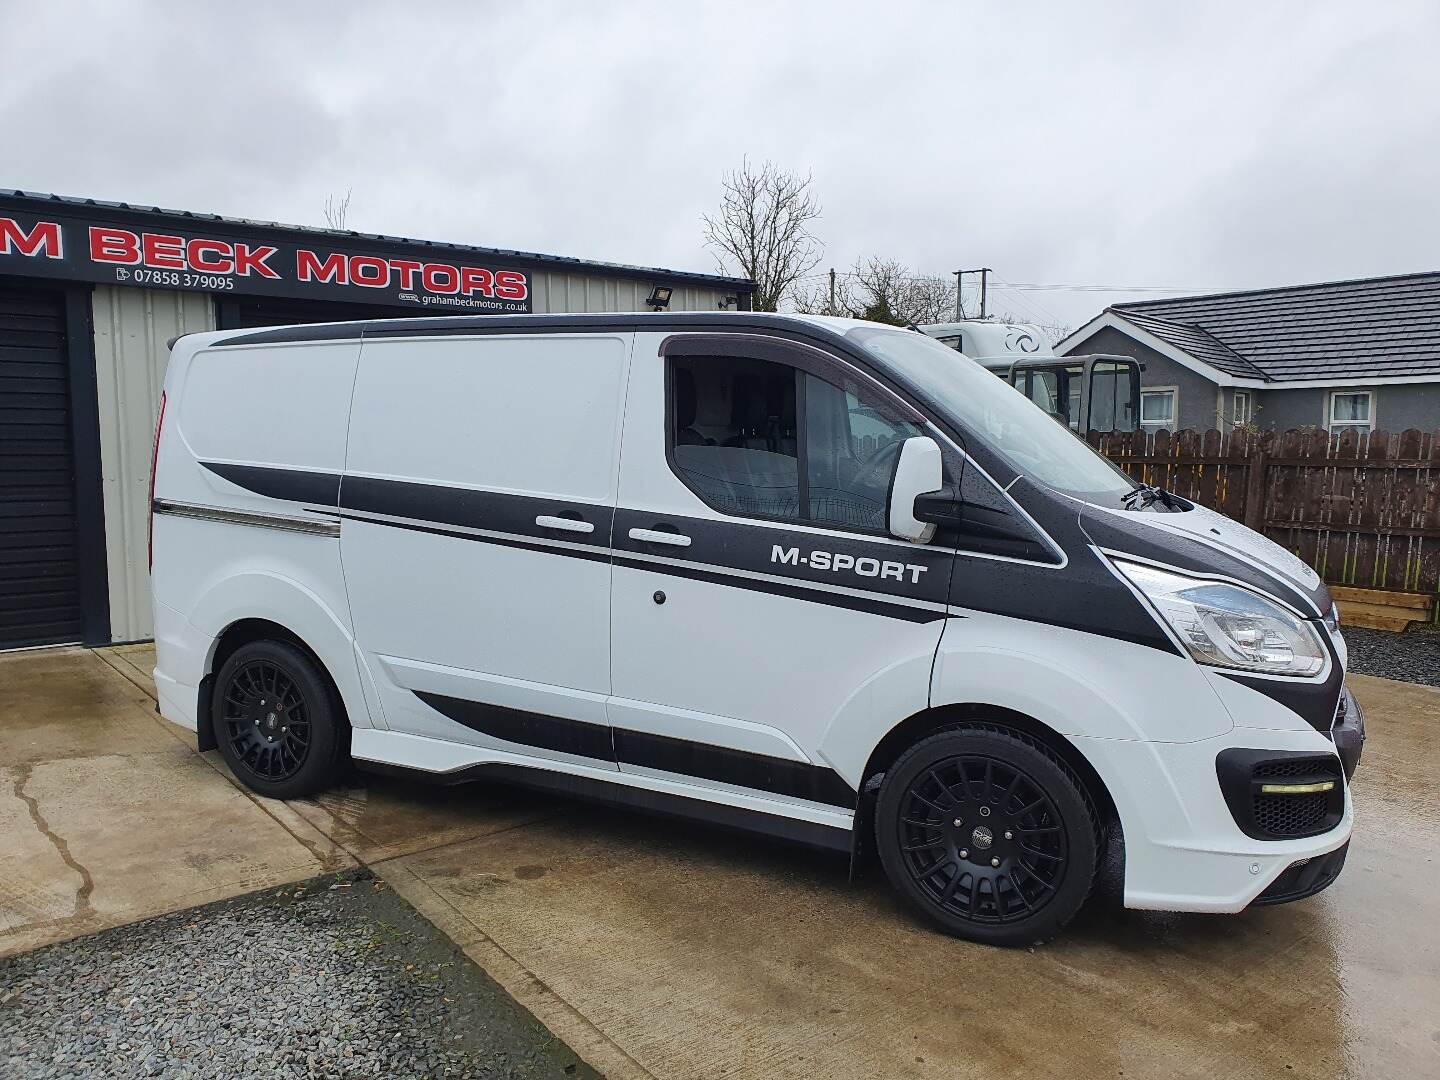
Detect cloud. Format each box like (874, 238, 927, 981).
(4, 0, 1438, 326)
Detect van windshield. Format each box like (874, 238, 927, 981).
(848, 326, 1137, 502)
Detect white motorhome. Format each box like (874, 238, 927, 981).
(151, 313, 1361, 945)
(920, 319, 1050, 372)
(921, 319, 1144, 435)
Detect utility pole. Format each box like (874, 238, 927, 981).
(828, 268, 836, 316)
(953, 267, 995, 320)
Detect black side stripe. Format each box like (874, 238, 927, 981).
(201, 461, 341, 505)
(612, 727, 857, 808)
(416, 692, 614, 759)
(414, 691, 857, 810)
(330, 511, 615, 565)
(340, 474, 612, 549)
(337, 511, 942, 623)
(200, 463, 946, 623)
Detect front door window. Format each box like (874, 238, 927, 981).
(668, 353, 921, 536)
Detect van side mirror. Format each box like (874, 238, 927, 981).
(889, 436, 943, 542)
(914, 484, 1038, 546)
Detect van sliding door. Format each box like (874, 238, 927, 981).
(339, 331, 631, 772)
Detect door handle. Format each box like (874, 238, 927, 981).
(535, 515, 595, 534)
(628, 527, 692, 548)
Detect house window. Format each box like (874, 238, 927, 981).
(1328, 390, 1374, 432)
(1233, 391, 1252, 427)
(1140, 388, 1177, 431)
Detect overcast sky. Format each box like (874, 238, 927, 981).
(4, 0, 1439, 328)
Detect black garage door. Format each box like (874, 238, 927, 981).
(0, 287, 81, 649)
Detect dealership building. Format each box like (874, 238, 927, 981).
(0, 190, 754, 650)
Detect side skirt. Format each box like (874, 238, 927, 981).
(355, 758, 853, 854)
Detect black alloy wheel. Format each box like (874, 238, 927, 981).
(212, 639, 345, 799)
(222, 657, 311, 781)
(876, 726, 1099, 945)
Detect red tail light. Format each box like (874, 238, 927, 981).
(148, 391, 166, 572)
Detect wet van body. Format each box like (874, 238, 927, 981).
(151, 313, 1361, 945)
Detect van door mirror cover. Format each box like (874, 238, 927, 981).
(888, 436, 943, 542)
(913, 486, 966, 528)
(914, 486, 1037, 545)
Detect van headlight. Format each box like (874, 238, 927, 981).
(1115, 561, 1327, 677)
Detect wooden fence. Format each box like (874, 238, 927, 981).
(1087, 428, 1440, 598)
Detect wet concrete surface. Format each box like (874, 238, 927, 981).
(2, 648, 1437, 1078)
(0, 648, 348, 958)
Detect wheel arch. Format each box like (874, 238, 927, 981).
(848, 702, 1122, 879)
(197, 617, 352, 752)
(862, 703, 1118, 825)
(183, 568, 369, 752)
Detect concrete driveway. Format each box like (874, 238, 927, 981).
(2, 645, 1437, 1079)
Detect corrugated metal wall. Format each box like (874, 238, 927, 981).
(530, 272, 734, 314)
(92, 285, 215, 641)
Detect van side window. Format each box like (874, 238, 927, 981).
(803, 378, 920, 530)
(670, 354, 800, 519)
(668, 354, 922, 533)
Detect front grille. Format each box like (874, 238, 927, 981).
(1254, 759, 1325, 779)
(1216, 749, 1345, 841)
(1254, 791, 1331, 836)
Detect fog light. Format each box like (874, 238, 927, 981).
(1260, 781, 1336, 794)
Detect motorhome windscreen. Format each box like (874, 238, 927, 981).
(848, 327, 1137, 502)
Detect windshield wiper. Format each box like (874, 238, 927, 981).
(1123, 483, 1172, 510)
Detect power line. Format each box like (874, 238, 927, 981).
(793, 271, 1224, 294)
(989, 276, 1067, 327)
(993, 282, 1224, 293)
(989, 287, 1062, 330)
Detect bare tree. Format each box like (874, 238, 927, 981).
(794, 257, 957, 326)
(323, 188, 353, 231)
(702, 159, 822, 312)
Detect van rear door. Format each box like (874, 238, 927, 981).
(339, 330, 631, 769)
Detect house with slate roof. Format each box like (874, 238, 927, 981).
(1056, 272, 1440, 434)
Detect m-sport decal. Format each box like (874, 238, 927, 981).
(610, 507, 953, 609)
(198, 461, 952, 624)
(415, 691, 858, 809)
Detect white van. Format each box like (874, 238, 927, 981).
(151, 313, 1362, 945)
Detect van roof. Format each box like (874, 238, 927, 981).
(189, 310, 889, 350)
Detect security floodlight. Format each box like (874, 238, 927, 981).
(646, 285, 673, 311)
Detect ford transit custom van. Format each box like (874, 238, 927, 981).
(151, 313, 1362, 945)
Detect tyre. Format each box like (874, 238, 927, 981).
(875, 725, 1100, 946)
(211, 639, 346, 799)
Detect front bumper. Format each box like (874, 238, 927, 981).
(1077, 722, 1354, 914)
(1251, 841, 1350, 906)
(1332, 686, 1365, 780)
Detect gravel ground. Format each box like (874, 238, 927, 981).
(0, 871, 598, 1080)
(1343, 622, 1440, 687)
